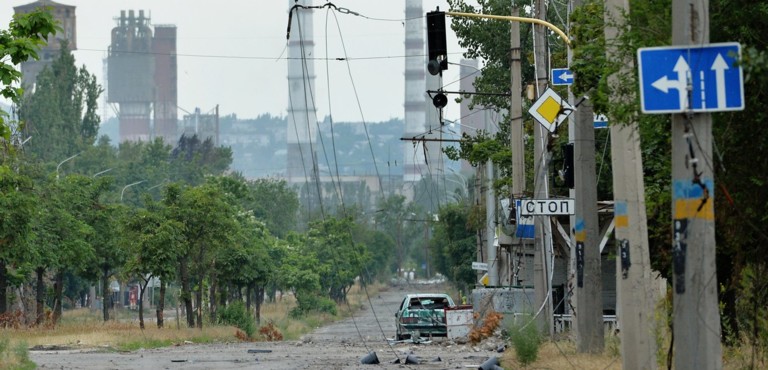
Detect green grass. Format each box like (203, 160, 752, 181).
(0, 337, 35, 370)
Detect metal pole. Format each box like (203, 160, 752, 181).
(121, 180, 147, 202)
(56, 153, 80, 181)
(671, 0, 722, 368)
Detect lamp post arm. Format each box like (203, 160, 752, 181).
(446, 11, 571, 46)
(56, 153, 80, 181)
(121, 180, 147, 202)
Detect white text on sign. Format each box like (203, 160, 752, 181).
(520, 199, 575, 216)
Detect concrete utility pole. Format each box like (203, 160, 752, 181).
(605, 0, 658, 367)
(510, 6, 524, 201)
(532, 0, 554, 337)
(508, 5, 525, 289)
(571, 77, 603, 353)
(671, 0, 722, 368)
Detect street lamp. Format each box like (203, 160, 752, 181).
(92, 168, 113, 178)
(146, 179, 169, 192)
(120, 180, 147, 202)
(56, 153, 80, 181)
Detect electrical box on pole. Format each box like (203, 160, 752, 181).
(426, 10, 448, 76)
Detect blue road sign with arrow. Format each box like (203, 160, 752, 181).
(551, 68, 574, 86)
(637, 42, 744, 113)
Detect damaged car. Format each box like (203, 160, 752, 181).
(395, 293, 455, 340)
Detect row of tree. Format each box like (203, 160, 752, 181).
(0, 9, 410, 331)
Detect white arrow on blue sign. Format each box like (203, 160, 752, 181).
(637, 42, 744, 113)
(551, 68, 574, 86)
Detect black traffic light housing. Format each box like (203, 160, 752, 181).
(562, 143, 574, 188)
(426, 10, 447, 75)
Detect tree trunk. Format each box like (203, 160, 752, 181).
(52, 271, 64, 325)
(209, 270, 217, 323)
(195, 286, 203, 329)
(245, 284, 252, 313)
(35, 267, 46, 325)
(101, 267, 110, 321)
(0, 260, 8, 314)
(138, 277, 149, 330)
(255, 285, 264, 325)
(180, 258, 194, 328)
(156, 280, 166, 329)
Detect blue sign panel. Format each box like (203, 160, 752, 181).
(637, 42, 744, 113)
(551, 68, 574, 86)
(515, 199, 534, 239)
(593, 114, 608, 129)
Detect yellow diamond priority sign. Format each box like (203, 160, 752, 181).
(528, 87, 574, 133)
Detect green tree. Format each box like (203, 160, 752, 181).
(35, 175, 98, 324)
(431, 203, 478, 293)
(123, 197, 184, 329)
(18, 42, 101, 163)
(375, 195, 422, 276)
(0, 7, 57, 315)
(0, 165, 36, 314)
(246, 178, 299, 238)
(171, 180, 238, 328)
(0, 8, 57, 137)
(169, 135, 232, 186)
(305, 217, 368, 302)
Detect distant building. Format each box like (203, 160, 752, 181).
(15, 0, 77, 90)
(285, 0, 318, 185)
(107, 10, 177, 143)
(181, 107, 218, 146)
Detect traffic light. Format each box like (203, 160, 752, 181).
(562, 143, 574, 188)
(426, 10, 447, 76)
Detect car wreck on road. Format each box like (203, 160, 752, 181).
(395, 293, 455, 340)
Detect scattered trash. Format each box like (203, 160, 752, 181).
(404, 354, 419, 364)
(478, 356, 503, 370)
(360, 351, 379, 364)
(247, 349, 273, 354)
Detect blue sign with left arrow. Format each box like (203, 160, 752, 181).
(637, 42, 744, 113)
(551, 68, 574, 86)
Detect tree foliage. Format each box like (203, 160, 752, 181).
(0, 8, 57, 139)
(18, 42, 101, 163)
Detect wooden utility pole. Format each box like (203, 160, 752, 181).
(532, 0, 554, 337)
(671, 0, 722, 368)
(605, 0, 658, 367)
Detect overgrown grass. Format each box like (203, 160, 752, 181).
(502, 339, 622, 369)
(0, 337, 35, 370)
(0, 281, 389, 360)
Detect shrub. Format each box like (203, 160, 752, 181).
(469, 310, 504, 344)
(289, 294, 337, 318)
(506, 315, 541, 366)
(217, 301, 255, 339)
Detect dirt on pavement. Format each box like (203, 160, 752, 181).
(29, 283, 506, 370)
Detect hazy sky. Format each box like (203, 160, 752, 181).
(1, 0, 468, 123)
